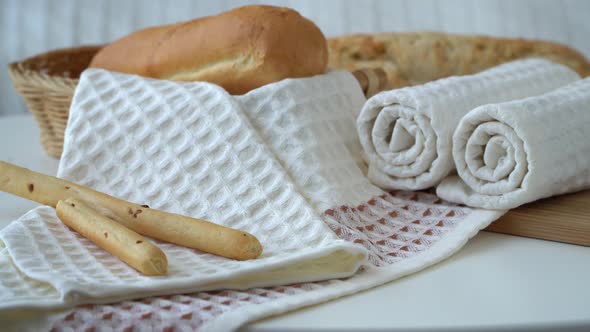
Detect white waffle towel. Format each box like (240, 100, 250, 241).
(437, 77, 590, 210)
(357, 59, 580, 191)
(1, 69, 503, 331)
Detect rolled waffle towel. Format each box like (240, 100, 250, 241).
(437, 77, 590, 210)
(357, 59, 580, 191)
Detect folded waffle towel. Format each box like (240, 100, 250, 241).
(437, 77, 590, 210)
(0, 70, 368, 311)
(1, 69, 503, 331)
(357, 59, 580, 191)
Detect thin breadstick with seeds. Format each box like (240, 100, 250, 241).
(56, 198, 167, 276)
(0, 161, 263, 260)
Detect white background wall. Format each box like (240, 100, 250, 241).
(1, 0, 589, 116)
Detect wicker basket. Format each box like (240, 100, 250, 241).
(8, 46, 102, 158)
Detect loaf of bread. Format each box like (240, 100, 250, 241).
(89, 5, 328, 94)
(328, 32, 590, 91)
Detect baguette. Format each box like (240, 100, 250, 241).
(89, 5, 328, 95)
(56, 198, 167, 276)
(0, 161, 263, 260)
(328, 32, 590, 91)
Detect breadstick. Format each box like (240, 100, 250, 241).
(0, 161, 263, 260)
(56, 198, 167, 275)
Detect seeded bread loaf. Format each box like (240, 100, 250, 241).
(328, 32, 590, 90)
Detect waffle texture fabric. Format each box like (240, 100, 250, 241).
(437, 77, 590, 210)
(1, 69, 503, 331)
(357, 59, 580, 191)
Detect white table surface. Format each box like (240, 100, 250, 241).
(1, 114, 590, 331)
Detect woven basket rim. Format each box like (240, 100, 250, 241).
(8, 44, 104, 89)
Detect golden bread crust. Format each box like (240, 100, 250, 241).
(90, 5, 328, 94)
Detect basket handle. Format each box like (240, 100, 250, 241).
(351, 68, 389, 97)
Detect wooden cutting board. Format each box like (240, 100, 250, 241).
(484, 189, 590, 246)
